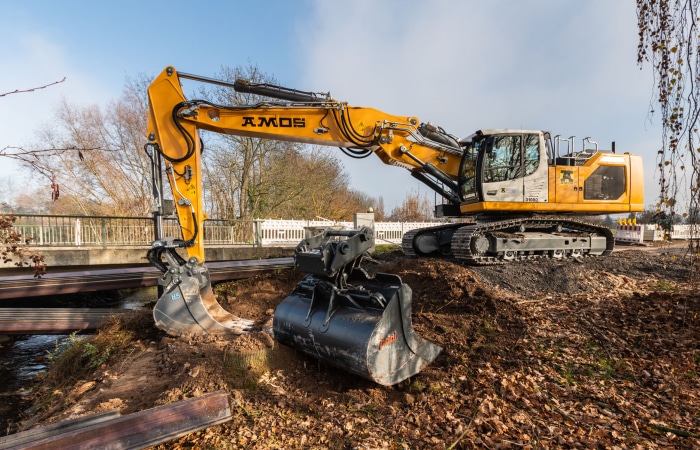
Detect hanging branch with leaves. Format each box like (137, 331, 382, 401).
(0, 214, 46, 277)
(637, 0, 700, 224)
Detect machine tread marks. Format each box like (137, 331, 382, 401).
(402, 217, 614, 265)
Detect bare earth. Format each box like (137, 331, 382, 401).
(17, 244, 700, 449)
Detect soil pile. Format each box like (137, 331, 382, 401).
(9, 245, 700, 449)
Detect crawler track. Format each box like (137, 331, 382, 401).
(402, 218, 614, 265)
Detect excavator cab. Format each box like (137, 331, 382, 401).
(273, 227, 442, 385)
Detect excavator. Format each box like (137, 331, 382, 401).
(144, 66, 644, 385)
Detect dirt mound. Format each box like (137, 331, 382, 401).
(472, 247, 691, 299)
(11, 247, 700, 448)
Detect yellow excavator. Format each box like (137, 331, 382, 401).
(144, 66, 644, 385)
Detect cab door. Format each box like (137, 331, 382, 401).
(522, 133, 548, 203)
(480, 133, 548, 204)
(481, 134, 524, 203)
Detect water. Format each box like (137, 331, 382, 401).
(0, 287, 155, 435)
(0, 334, 72, 434)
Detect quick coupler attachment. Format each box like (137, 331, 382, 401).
(273, 228, 441, 386)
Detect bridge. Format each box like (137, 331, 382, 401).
(1, 214, 440, 334)
(1, 213, 438, 296)
(3, 214, 440, 268)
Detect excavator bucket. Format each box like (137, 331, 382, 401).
(272, 228, 441, 386)
(148, 241, 254, 336)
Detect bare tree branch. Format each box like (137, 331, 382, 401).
(0, 146, 115, 180)
(0, 77, 66, 97)
(0, 76, 72, 185)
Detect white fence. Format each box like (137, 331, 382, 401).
(670, 224, 700, 240)
(12, 214, 700, 248)
(258, 219, 441, 246)
(616, 223, 700, 243)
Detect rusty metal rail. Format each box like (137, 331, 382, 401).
(0, 308, 123, 335)
(0, 391, 231, 449)
(0, 257, 294, 300)
(0, 410, 121, 449)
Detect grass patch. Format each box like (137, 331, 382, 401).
(409, 379, 426, 393)
(652, 281, 677, 292)
(479, 318, 498, 337)
(561, 364, 576, 386)
(43, 310, 155, 389)
(372, 244, 402, 255)
(428, 382, 442, 394)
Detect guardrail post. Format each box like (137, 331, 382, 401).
(75, 219, 81, 246)
(101, 217, 107, 249)
(254, 219, 263, 247)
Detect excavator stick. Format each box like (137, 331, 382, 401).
(273, 227, 441, 386)
(148, 240, 255, 336)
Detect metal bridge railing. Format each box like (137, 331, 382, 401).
(6, 215, 258, 248)
(7, 214, 446, 248)
(9, 215, 153, 248)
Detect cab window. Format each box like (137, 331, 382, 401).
(584, 166, 625, 200)
(484, 135, 522, 182)
(524, 133, 540, 176)
(459, 140, 479, 200)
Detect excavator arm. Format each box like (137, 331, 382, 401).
(144, 67, 443, 384)
(146, 66, 464, 265)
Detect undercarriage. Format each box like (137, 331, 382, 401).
(402, 216, 614, 265)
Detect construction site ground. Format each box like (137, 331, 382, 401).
(11, 243, 700, 449)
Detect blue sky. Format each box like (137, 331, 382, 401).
(1, 1, 664, 212)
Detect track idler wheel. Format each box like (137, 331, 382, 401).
(272, 271, 442, 386)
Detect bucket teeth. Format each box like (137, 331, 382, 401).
(152, 273, 254, 337)
(148, 243, 255, 336)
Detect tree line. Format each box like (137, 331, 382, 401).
(1, 65, 435, 223)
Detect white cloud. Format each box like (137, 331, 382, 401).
(297, 1, 662, 211)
